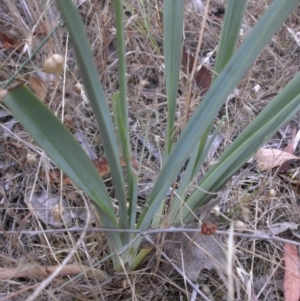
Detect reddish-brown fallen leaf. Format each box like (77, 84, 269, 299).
(93, 157, 139, 176)
(283, 243, 300, 301)
(43, 157, 113, 185)
(181, 51, 211, 95)
(40, 157, 138, 185)
(195, 65, 211, 95)
(92, 157, 112, 177)
(41, 170, 72, 185)
(182, 51, 196, 74)
(0, 32, 16, 49)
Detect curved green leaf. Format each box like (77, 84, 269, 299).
(164, 0, 184, 155)
(55, 0, 128, 230)
(213, 0, 248, 81)
(113, 2, 137, 234)
(4, 85, 122, 249)
(177, 72, 300, 223)
(167, 118, 224, 223)
(137, 0, 300, 230)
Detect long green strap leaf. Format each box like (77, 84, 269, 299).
(213, 0, 248, 82)
(178, 72, 300, 223)
(4, 85, 122, 249)
(151, 0, 184, 227)
(166, 128, 210, 223)
(164, 0, 184, 156)
(55, 0, 128, 230)
(175, 0, 246, 222)
(114, 1, 137, 234)
(167, 117, 224, 223)
(137, 0, 300, 230)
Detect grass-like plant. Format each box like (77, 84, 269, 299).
(3, 0, 300, 270)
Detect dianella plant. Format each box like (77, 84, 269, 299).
(3, 0, 300, 270)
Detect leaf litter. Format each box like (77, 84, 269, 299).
(161, 224, 226, 282)
(255, 128, 300, 171)
(283, 243, 300, 301)
(279, 128, 300, 173)
(29, 75, 47, 101)
(1, 0, 300, 300)
(256, 148, 300, 171)
(26, 190, 95, 227)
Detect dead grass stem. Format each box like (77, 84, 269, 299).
(1, 0, 300, 300)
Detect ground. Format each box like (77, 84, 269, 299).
(0, 0, 300, 300)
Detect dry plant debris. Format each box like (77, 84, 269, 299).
(0, 263, 109, 282)
(40, 156, 138, 185)
(29, 75, 47, 101)
(283, 243, 300, 301)
(27, 190, 95, 227)
(256, 148, 300, 171)
(255, 128, 300, 171)
(1, 0, 300, 300)
(181, 51, 212, 95)
(162, 225, 226, 282)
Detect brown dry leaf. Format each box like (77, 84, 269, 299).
(181, 51, 211, 95)
(42, 157, 139, 185)
(162, 224, 226, 281)
(93, 157, 112, 177)
(29, 75, 47, 101)
(42, 157, 112, 185)
(93, 157, 139, 176)
(0, 32, 17, 50)
(42, 170, 72, 185)
(26, 190, 95, 227)
(283, 243, 300, 301)
(195, 65, 211, 95)
(279, 128, 300, 173)
(256, 148, 300, 171)
(182, 51, 196, 74)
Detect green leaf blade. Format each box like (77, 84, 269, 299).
(178, 72, 300, 223)
(55, 0, 129, 229)
(113, 1, 137, 226)
(4, 85, 122, 247)
(137, 0, 300, 230)
(164, 0, 184, 155)
(213, 0, 248, 82)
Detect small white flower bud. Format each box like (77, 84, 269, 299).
(234, 220, 247, 232)
(0, 89, 7, 100)
(212, 206, 220, 216)
(254, 84, 261, 93)
(73, 83, 84, 95)
(52, 204, 65, 221)
(269, 189, 276, 196)
(43, 54, 65, 74)
(202, 285, 211, 295)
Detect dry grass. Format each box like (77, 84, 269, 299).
(1, 0, 300, 300)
